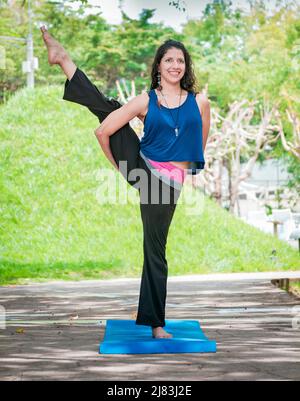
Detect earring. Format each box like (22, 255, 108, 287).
(157, 71, 162, 90)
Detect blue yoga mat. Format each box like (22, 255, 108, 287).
(99, 319, 217, 354)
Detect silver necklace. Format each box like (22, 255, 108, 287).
(159, 89, 182, 137)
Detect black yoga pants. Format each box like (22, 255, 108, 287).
(63, 68, 182, 328)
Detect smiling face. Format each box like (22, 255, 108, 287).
(158, 47, 186, 86)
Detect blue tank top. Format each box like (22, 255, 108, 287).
(139, 88, 205, 173)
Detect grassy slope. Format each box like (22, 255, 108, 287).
(0, 86, 299, 285)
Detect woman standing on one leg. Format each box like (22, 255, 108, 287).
(41, 26, 210, 339)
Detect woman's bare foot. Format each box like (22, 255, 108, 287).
(40, 25, 69, 66)
(152, 327, 173, 339)
(40, 26, 76, 80)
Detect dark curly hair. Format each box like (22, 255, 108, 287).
(150, 40, 198, 100)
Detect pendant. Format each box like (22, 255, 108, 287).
(175, 127, 179, 136)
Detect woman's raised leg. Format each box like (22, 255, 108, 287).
(40, 26, 141, 182)
(40, 26, 76, 81)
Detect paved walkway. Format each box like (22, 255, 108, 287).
(0, 273, 300, 381)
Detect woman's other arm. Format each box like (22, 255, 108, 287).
(196, 94, 211, 152)
(94, 92, 149, 171)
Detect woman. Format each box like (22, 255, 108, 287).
(41, 26, 210, 339)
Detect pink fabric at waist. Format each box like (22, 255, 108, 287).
(147, 159, 187, 184)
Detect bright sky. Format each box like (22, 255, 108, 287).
(87, 0, 256, 32)
(85, 0, 282, 32)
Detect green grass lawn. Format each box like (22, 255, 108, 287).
(291, 281, 300, 291)
(0, 85, 299, 285)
